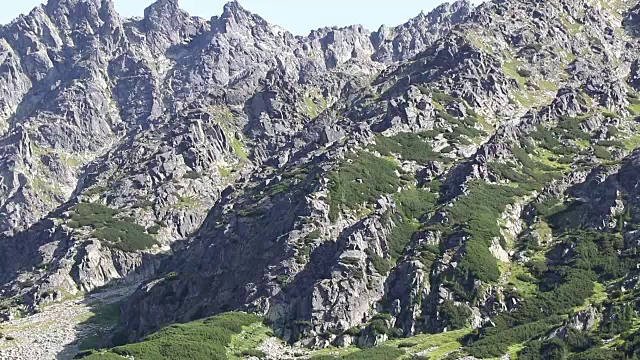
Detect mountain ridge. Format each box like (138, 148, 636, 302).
(2, 0, 640, 359)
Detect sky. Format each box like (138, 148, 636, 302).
(0, 0, 463, 35)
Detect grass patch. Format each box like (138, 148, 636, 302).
(506, 263, 539, 298)
(303, 92, 327, 119)
(311, 345, 405, 360)
(386, 328, 471, 359)
(227, 322, 273, 360)
(593, 145, 612, 160)
(219, 167, 232, 177)
(84, 186, 110, 197)
(502, 59, 527, 87)
(231, 139, 248, 160)
(82, 312, 263, 360)
(77, 302, 122, 351)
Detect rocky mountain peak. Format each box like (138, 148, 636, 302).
(144, 0, 182, 20)
(44, 0, 117, 20)
(429, 0, 473, 21)
(143, 0, 193, 50)
(217, 0, 266, 30)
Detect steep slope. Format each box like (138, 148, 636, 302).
(112, 0, 640, 358)
(4, 0, 640, 359)
(0, 0, 474, 354)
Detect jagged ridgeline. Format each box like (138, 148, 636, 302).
(2, 0, 640, 359)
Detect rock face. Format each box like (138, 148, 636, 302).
(4, 0, 640, 359)
(0, 0, 474, 331)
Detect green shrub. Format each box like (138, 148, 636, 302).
(600, 303, 635, 337)
(517, 68, 533, 77)
(440, 112, 487, 140)
(306, 230, 321, 240)
(593, 145, 612, 160)
(467, 316, 564, 358)
(393, 188, 438, 220)
(457, 239, 500, 283)
(439, 300, 472, 330)
(146, 225, 161, 235)
(372, 313, 393, 321)
(70, 203, 119, 227)
(568, 347, 626, 360)
(397, 341, 418, 348)
(347, 346, 405, 359)
(467, 228, 630, 358)
(489, 162, 532, 184)
(345, 327, 361, 336)
(241, 349, 266, 357)
(312, 345, 405, 360)
(370, 133, 448, 164)
(597, 140, 624, 148)
(447, 182, 526, 283)
(276, 275, 290, 286)
(369, 319, 390, 335)
(328, 152, 402, 221)
(387, 218, 419, 260)
(367, 250, 391, 275)
(69, 203, 157, 252)
(353, 268, 365, 280)
(564, 329, 599, 353)
(557, 115, 590, 141)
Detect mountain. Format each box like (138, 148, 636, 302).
(1, 0, 640, 359)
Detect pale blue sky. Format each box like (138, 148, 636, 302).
(0, 0, 467, 35)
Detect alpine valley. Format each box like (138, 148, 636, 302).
(1, 0, 640, 359)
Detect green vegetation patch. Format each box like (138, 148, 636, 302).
(311, 345, 405, 360)
(448, 182, 527, 283)
(227, 321, 274, 360)
(68, 203, 157, 252)
(231, 138, 248, 160)
(502, 59, 527, 87)
(370, 133, 447, 164)
(77, 302, 122, 351)
(386, 218, 420, 261)
(467, 229, 634, 358)
(386, 187, 440, 260)
(303, 91, 328, 119)
(439, 300, 472, 330)
(175, 195, 201, 210)
(530, 119, 587, 155)
(262, 167, 310, 197)
(367, 249, 392, 275)
(328, 151, 402, 222)
(82, 312, 263, 360)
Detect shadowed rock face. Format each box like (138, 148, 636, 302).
(4, 0, 640, 356)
